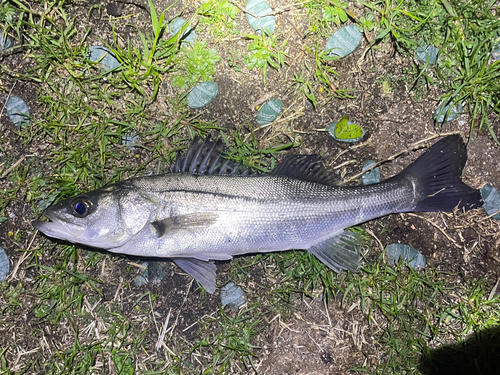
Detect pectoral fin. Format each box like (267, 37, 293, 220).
(307, 230, 363, 273)
(172, 258, 217, 294)
(152, 212, 218, 238)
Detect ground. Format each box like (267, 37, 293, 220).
(1, 0, 500, 374)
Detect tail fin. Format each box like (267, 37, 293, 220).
(398, 135, 482, 212)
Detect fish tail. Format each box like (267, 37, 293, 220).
(397, 134, 482, 212)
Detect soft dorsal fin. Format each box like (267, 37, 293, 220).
(170, 135, 251, 176)
(271, 154, 334, 185)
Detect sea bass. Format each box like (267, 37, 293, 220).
(32, 135, 481, 293)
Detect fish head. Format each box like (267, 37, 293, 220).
(32, 186, 135, 249)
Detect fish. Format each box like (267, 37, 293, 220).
(32, 135, 482, 293)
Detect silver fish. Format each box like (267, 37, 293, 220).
(32, 135, 481, 293)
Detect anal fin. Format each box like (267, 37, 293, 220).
(172, 258, 217, 294)
(307, 230, 363, 273)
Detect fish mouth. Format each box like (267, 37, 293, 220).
(32, 212, 85, 242)
(32, 212, 129, 249)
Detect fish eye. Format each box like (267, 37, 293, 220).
(71, 197, 93, 217)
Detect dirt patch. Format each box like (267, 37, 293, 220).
(257, 300, 371, 374)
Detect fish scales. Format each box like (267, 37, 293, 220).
(111, 173, 413, 259)
(32, 135, 482, 293)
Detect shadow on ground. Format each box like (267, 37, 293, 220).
(419, 325, 500, 375)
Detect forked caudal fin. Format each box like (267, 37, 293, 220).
(397, 134, 482, 212)
(307, 135, 481, 277)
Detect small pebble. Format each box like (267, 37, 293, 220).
(0, 247, 9, 281)
(6, 96, 30, 127)
(386, 243, 426, 269)
(221, 282, 245, 310)
(106, 3, 124, 17)
(362, 160, 380, 185)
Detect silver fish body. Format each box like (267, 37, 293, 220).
(33, 135, 482, 293)
(102, 172, 412, 257)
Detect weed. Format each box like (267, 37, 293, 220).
(434, 1, 500, 141)
(303, 41, 355, 100)
(291, 71, 319, 108)
(228, 49, 243, 71)
(1, 282, 24, 314)
(0, 0, 16, 23)
(300, 0, 349, 37)
(244, 32, 288, 85)
(199, 0, 240, 38)
(170, 41, 220, 89)
(221, 128, 297, 171)
(359, 13, 376, 32)
(322, 0, 350, 26)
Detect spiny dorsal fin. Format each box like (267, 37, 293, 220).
(170, 135, 251, 176)
(271, 154, 334, 185)
(173, 135, 333, 184)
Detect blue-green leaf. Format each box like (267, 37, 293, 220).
(221, 282, 245, 310)
(122, 133, 138, 151)
(433, 102, 463, 123)
(492, 41, 500, 61)
(246, 0, 276, 35)
(362, 160, 380, 185)
(416, 44, 439, 64)
(169, 18, 196, 44)
(188, 81, 219, 109)
(326, 25, 362, 57)
(327, 116, 365, 142)
(133, 262, 149, 287)
(0, 33, 13, 50)
(481, 184, 500, 220)
(257, 99, 282, 125)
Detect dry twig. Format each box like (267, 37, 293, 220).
(343, 132, 461, 183)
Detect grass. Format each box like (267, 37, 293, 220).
(1, 0, 500, 373)
(361, 0, 500, 141)
(192, 306, 262, 373)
